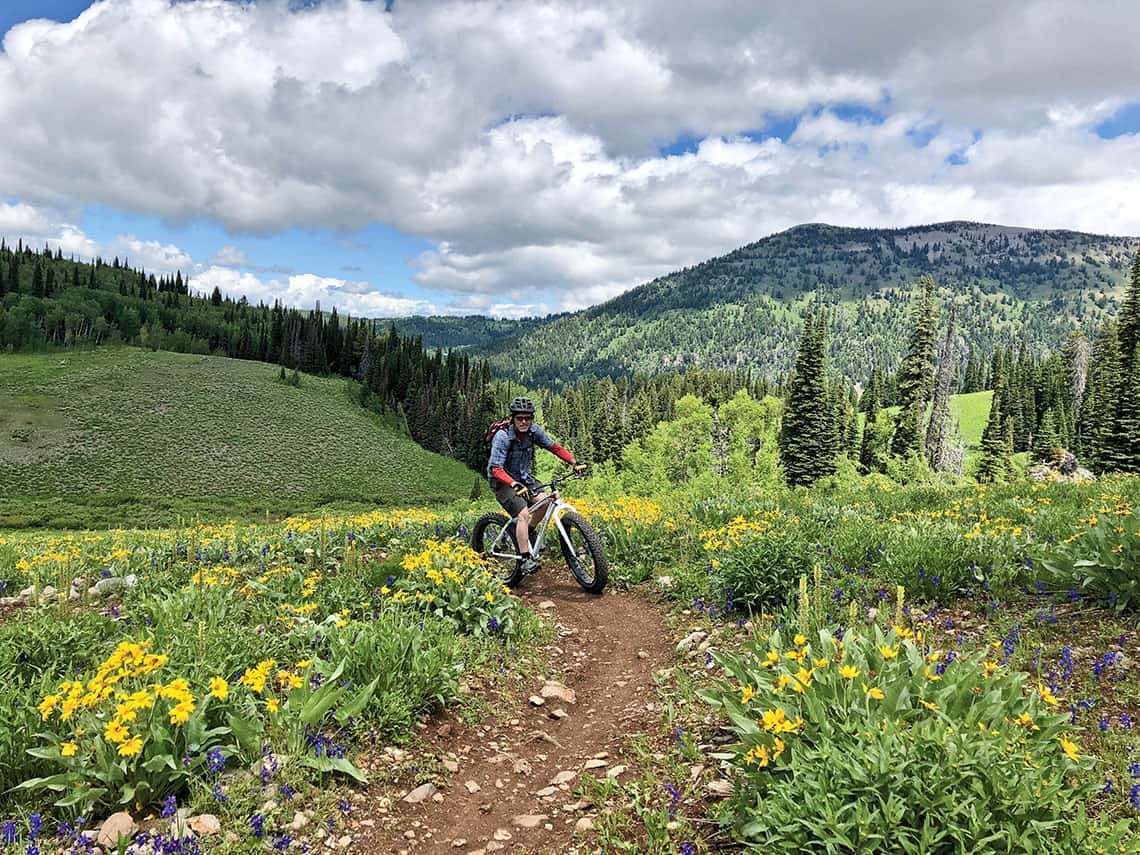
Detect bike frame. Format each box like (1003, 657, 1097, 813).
(486, 475, 579, 561)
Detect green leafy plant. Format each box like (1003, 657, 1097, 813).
(1037, 512, 1140, 612)
(17, 639, 241, 814)
(700, 625, 1124, 853)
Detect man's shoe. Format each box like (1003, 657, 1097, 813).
(518, 557, 540, 576)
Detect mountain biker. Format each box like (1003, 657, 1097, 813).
(486, 396, 587, 575)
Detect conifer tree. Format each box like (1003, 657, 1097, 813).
(779, 312, 838, 486)
(1119, 252, 1140, 372)
(1034, 409, 1061, 462)
(891, 275, 938, 458)
(1080, 322, 1122, 471)
(1114, 253, 1140, 471)
(976, 384, 1011, 482)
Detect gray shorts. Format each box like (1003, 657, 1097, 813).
(492, 481, 531, 517)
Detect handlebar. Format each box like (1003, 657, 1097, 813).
(530, 468, 589, 494)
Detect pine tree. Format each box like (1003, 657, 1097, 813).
(1034, 409, 1062, 463)
(891, 275, 938, 458)
(976, 385, 1011, 482)
(779, 312, 838, 486)
(1114, 253, 1140, 471)
(1119, 252, 1140, 372)
(1080, 322, 1123, 471)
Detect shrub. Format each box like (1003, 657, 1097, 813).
(1036, 510, 1140, 612)
(18, 639, 246, 814)
(701, 625, 1126, 853)
(699, 510, 812, 610)
(393, 540, 519, 635)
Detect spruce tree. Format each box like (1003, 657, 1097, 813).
(1080, 322, 1123, 471)
(891, 275, 938, 458)
(1114, 253, 1140, 471)
(779, 312, 838, 486)
(1034, 409, 1061, 463)
(1119, 252, 1140, 372)
(976, 385, 1011, 482)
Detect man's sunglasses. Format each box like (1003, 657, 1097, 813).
(514, 415, 533, 422)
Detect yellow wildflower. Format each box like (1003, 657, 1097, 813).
(839, 665, 859, 680)
(118, 736, 143, 757)
(863, 683, 885, 700)
(210, 677, 229, 700)
(38, 695, 61, 721)
(61, 741, 78, 757)
(1059, 736, 1080, 762)
(169, 699, 195, 725)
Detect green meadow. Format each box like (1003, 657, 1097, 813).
(0, 348, 472, 528)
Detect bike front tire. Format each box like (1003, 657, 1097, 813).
(559, 511, 608, 594)
(471, 511, 525, 587)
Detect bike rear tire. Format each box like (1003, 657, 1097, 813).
(559, 511, 608, 594)
(471, 511, 524, 587)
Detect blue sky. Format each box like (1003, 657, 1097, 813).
(2, 1, 1139, 318)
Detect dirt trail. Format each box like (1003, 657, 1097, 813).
(355, 568, 674, 854)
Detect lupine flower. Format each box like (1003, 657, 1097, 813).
(3, 822, 18, 845)
(162, 795, 177, 818)
(663, 783, 682, 820)
(250, 814, 265, 839)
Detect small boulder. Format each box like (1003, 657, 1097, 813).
(188, 814, 221, 836)
(97, 812, 138, 848)
(403, 783, 437, 804)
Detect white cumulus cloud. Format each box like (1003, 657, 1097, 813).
(2, 0, 1140, 316)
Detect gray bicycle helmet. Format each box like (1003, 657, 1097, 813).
(509, 396, 536, 415)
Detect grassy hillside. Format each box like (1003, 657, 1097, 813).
(949, 390, 993, 449)
(0, 348, 474, 528)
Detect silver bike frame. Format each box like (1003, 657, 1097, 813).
(486, 483, 579, 562)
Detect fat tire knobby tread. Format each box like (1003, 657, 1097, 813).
(472, 511, 524, 587)
(560, 511, 608, 594)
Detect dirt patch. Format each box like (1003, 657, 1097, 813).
(353, 569, 674, 854)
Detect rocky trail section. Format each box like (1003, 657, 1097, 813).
(355, 569, 674, 854)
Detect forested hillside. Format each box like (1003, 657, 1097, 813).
(388, 222, 1140, 388)
(0, 240, 500, 470)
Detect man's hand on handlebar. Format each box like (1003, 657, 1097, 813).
(572, 462, 589, 478)
(512, 481, 530, 498)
